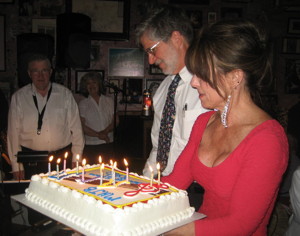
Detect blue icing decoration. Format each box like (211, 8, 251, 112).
(84, 187, 121, 202)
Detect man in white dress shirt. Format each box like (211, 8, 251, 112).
(7, 54, 84, 180)
(136, 5, 207, 178)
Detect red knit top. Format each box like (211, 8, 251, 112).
(162, 111, 288, 236)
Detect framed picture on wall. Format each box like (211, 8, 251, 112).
(282, 37, 300, 54)
(0, 15, 5, 71)
(90, 45, 100, 62)
(187, 10, 203, 29)
(288, 18, 300, 34)
(146, 79, 163, 97)
(0, 0, 14, 3)
(208, 12, 217, 24)
(75, 70, 105, 93)
(71, 0, 130, 40)
(32, 18, 56, 49)
(108, 48, 144, 77)
(108, 79, 120, 94)
(284, 58, 300, 94)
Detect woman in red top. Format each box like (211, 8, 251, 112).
(163, 20, 288, 235)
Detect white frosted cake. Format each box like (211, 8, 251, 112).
(25, 164, 195, 236)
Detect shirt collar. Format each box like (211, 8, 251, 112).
(173, 66, 191, 83)
(31, 82, 52, 96)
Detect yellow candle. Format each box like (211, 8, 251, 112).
(157, 163, 161, 186)
(149, 166, 153, 187)
(100, 163, 104, 185)
(48, 155, 53, 175)
(76, 154, 80, 175)
(56, 158, 61, 178)
(124, 158, 129, 182)
(82, 158, 86, 182)
(113, 161, 117, 186)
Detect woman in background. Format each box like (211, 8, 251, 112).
(79, 72, 117, 163)
(163, 20, 289, 235)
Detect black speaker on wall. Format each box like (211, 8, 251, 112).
(56, 13, 91, 69)
(17, 33, 55, 88)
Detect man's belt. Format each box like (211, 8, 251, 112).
(17, 144, 72, 163)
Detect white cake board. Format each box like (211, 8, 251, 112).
(12, 194, 206, 236)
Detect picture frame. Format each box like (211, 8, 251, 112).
(282, 37, 300, 54)
(71, 0, 130, 40)
(146, 79, 163, 97)
(0, 15, 5, 71)
(288, 18, 300, 34)
(208, 12, 217, 24)
(39, 0, 65, 17)
(187, 10, 203, 29)
(32, 18, 56, 43)
(108, 48, 144, 77)
(0, 0, 14, 3)
(149, 65, 163, 75)
(75, 70, 105, 93)
(284, 58, 300, 94)
(108, 79, 120, 94)
(19, 0, 36, 16)
(119, 78, 143, 106)
(90, 45, 100, 62)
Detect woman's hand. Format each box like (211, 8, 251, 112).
(164, 222, 195, 236)
(97, 130, 110, 143)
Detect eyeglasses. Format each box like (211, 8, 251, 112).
(145, 41, 161, 55)
(30, 69, 51, 76)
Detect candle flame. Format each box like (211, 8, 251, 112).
(82, 158, 86, 166)
(157, 162, 160, 170)
(99, 156, 102, 163)
(124, 158, 128, 166)
(114, 161, 117, 168)
(149, 165, 153, 172)
(76, 154, 80, 160)
(57, 158, 61, 164)
(49, 155, 53, 162)
(110, 159, 113, 165)
(64, 152, 68, 159)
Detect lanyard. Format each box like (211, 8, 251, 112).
(32, 86, 52, 135)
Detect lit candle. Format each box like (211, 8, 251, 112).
(48, 155, 53, 175)
(99, 155, 102, 177)
(56, 158, 61, 178)
(157, 163, 161, 186)
(64, 152, 68, 172)
(149, 166, 153, 187)
(76, 154, 80, 175)
(110, 159, 114, 180)
(124, 158, 129, 182)
(82, 158, 86, 182)
(113, 161, 117, 186)
(100, 163, 104, 185)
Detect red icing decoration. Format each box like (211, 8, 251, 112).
(124, 183, 169, 197)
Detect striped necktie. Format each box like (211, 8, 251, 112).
(157, 74, 181, 172)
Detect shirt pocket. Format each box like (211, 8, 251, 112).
(52, 108, 67, 129)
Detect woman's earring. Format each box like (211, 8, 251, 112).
(221, 95, 231, 128)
